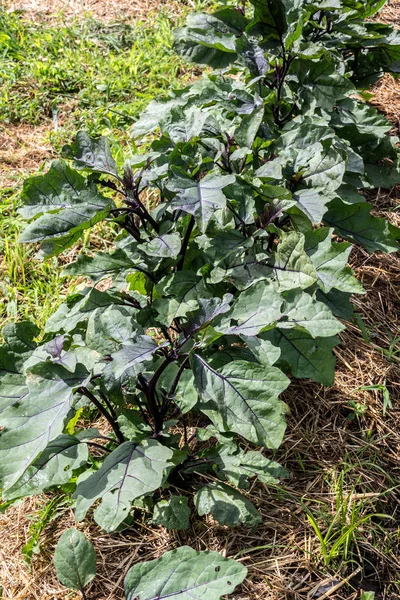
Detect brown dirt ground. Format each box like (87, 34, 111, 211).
(1, 2, 400, 600)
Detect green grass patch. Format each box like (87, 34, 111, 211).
(0, 8, 191, 133)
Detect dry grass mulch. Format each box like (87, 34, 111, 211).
(1, 0, 185, 22)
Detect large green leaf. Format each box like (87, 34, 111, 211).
(54, 529, 96, 592)
(3, 434, 88, 500)
(293, 188, 332, 223)
(218, 281, 284, 336)
(0, 321, 38, 415)
(19, 161, 114, 245)
(184, 295, 233, 335)
(105, 336, 160, 380)
(174, 10, 247, 69)
(0, 362, 89, 490)
(63, 131, 118, 177)
(270, 231, 318, 291)
(193, 355, 289, 448)
(74, 440, 174, 532)
(279, 290, 345, 338)
(124, 546, 247, 600)
(62, 248, 137, 282)
(138, 233, 182, 259)
(293, 58, 355, 111)
(263, 330, 339, 386)
(297, 140, 347, 193)
(170, 173, 235, 233)
(207, 443, 288, 489)
(304, 227, 364, 293)
(86, 305, 142, 355)
(324, 199, 400, 253)
(195, 481, 261, 527)
(153, 271, 208, 327)
(45, 288, 127, 334)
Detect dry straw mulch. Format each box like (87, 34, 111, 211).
(1, 0, 185, 21)
(1, 2, 400, 600)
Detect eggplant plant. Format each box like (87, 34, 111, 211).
(1, 0, 400, 596)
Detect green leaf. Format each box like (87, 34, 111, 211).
(293, 58, 355, 112)
(54, 528, 96, 591)
(208, 444, 288, 489)
(304, 227, 364, 293)
(195, 482, 261, 527)
(105, 336, 160, 380)
(279, 290, 345, 338)
(174, 10, 246, 69)
(218, 281, 283, 336)
(3, 434, 88, 501)
(63, 131, 118, 177)
(18, 160, 104, 219)
(244, 336, 281, 366)
(74, 440, 174, 532)
(234, 106, 264, 148)
(324, 199, 400, 253)
(263, 330, 339, 386)
(86, 304, 141, 355)
(184, 294, 233, 335)
(170, 174, 235, 233)
(293, 188, 332, 223)
(197, 229, 253, 264)
(270, 231, 318, 292)
(138, 233, 182, 259)
(298, 140, 347, 193)
(174, 369, 199, 414)
(0, 362, 89, 490)
(62, 248, 136, 282)
(153, 271, 207, 327)
(18, 161, 114, 254)
(152, 496, 191, 530)
(193, 355, 289, 448)
(124, 546, 247, 600)
(0, 321, 38, 415)
(45, 288, 126, 334)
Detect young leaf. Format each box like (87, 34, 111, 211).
(152, 496, 191, 530)
(54, 528, 96, 592)
(124, 546, 247, 600)
(195, 481, 261, 527)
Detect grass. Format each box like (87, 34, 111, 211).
(0, 9, 189, 132)
(0, 3, 201, 333)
